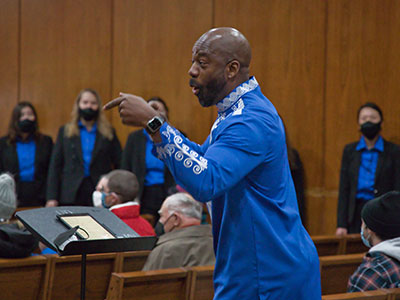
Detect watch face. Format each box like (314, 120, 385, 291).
(147, 116, 163, 133)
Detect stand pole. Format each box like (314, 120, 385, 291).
(81, 253, 87, 300)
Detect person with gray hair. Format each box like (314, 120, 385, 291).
(0, 173, 17, 221)
(142, 192, 215, 270)
(0, 173, 38, 258)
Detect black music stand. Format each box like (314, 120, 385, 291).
(16, 206, 157, 300)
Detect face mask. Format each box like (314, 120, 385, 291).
(360, 121, 381, 140)
(79, 108, 99, 121)
(92, 191, 110, 208)
(361, 227, 371, 248)
(154, 221, 165, 236)
(18, 119, 36, 133)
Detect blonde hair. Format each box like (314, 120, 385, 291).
(64, 88, 114, 140)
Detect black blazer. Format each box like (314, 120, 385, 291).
(0, 135, 53, 207)
(46, 125, 122, 205)
(121, 129, 175, 200)
(337, 139, 400, 228)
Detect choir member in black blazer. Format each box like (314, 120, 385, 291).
(46, 89, 122, 207)
(121, 97, 175, 219)
(336, 103, 400, 235)
(0, 102, 53, 207)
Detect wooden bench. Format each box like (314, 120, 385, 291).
(312, 234, 367, 256)
(46, 253, 118, 300)
(322, 288, 400, 299)
(0, 255, 50, 300)
(106, 268, 189, 300)
(187, 265, 214, 300)
(320, 253, 365, 295)
(115, 250, 151, 273)
(344, 234, 368, 254)
(313, 235, 345, 256)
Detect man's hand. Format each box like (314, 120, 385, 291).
(335, 227, 348, 236)
(103, 93, 158, 127)
(46, 200, 59, 207)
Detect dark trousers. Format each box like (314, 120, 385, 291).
(348, 200, 367, 234)
(75, 177, 95, 206)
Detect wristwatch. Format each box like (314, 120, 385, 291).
(146, 116, 165, 134)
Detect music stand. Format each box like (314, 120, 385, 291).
(16, 206, 157, 300)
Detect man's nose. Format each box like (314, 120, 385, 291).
(188, 63, 198, 78)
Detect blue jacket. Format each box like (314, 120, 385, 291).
(154, 77, 321, 300)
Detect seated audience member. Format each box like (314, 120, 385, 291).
(121, 97, 175, 221)
(93, 170, 155, 236)
(347, 191, 400, 292)
(0, 173, 38, 258)
(337, 102, 400, 235)
(142, 193, 215, 270)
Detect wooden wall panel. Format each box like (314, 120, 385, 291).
(20, 0, 113, 139)
(214, 0, 326, 233)
(112, 0, 214, 145)
(2, 0, 399, 235)
(0, 0, 19, 135)
(324, 0, 400, 233)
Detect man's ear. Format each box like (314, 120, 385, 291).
(108, 193, 120, 206)
(172, 213, 181, 227)
(226, 60, 240, 79)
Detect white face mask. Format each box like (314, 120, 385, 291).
(92, 191, 109, 208)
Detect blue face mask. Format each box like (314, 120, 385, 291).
(361, 227, 371, 248)
(92, 191, 110, 208)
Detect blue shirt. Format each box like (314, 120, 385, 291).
(16, 138, 36, 182)
(79, 121, 97, 177)
(143, 129, 165, 186)
(356, 136, 384, 200)
(153, 77, 321, 300)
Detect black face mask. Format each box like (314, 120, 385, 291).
(18, 119, 36, 133)
(360, 121, 381, 140)
(154, 221, 165, 237)
(79, 108, 99, 121)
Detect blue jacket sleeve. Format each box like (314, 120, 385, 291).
(153, 114, 277, 202)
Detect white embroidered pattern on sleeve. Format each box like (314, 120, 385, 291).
(156, 125, 208, 175)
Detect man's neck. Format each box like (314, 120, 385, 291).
(364, 135, 379, 150)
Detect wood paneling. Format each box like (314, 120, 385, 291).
(325, 0, 400, 191)
(20, 0, 113, 138)
(112, 0, 214, 145)
(0, 0, 19, 135)
(1, 0, 400, 235)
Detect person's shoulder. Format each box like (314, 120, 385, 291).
(343, 141, 359, 152)
(38, 134, 53, 143)
(382, 139, 400, 153)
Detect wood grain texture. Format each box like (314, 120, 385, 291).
(325, 0, 400, 191)
(1, 0, 400, 235)
(20, 0, 113, 138)
(112, 0, 214, 145)
(0, 0, 19, 136)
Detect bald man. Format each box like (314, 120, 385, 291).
(105, 27, 321, 300)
